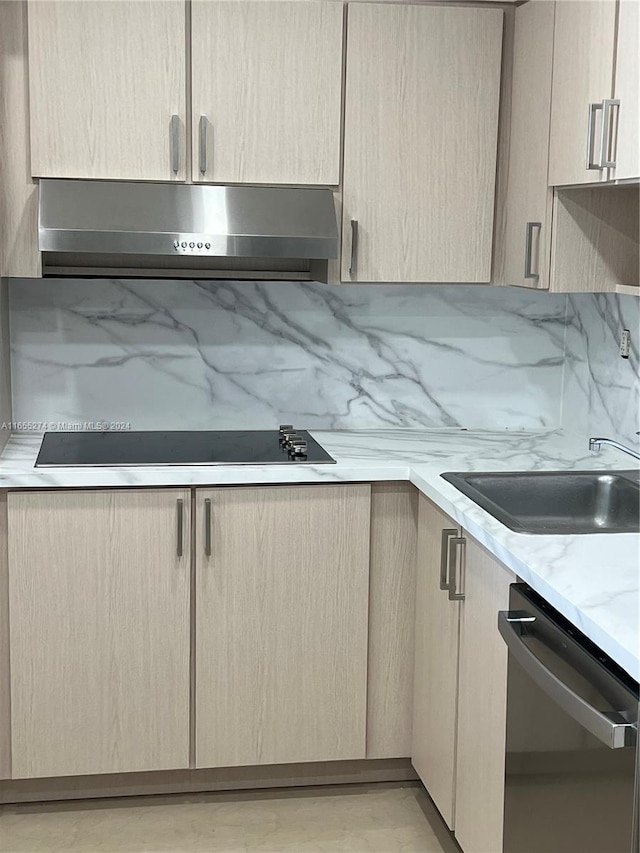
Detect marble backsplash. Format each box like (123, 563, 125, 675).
(562, 293, 640, 448)
(9, 278, 570, 431)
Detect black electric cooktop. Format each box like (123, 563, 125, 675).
(35, 428, 336, 467)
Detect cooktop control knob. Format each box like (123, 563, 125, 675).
(279, 424, 295, 444)
(289, 440, 308, 458)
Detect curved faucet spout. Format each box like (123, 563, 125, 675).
(589, 437, 640, 462)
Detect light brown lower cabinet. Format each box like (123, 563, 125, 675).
(6, 484, 371, 780)
(366, 482, 418, 760)
(8, 489, 192, 779)
(411, 494, 461, 829)
(194, 484, 371, 768)
(454, 534, 515, 853)
(412, 495, 514, 853)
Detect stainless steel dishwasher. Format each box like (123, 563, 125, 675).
(499, 584, 639, 853)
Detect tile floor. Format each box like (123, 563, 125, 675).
(0, 782, 459, 853)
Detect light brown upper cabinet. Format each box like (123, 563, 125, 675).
(611, 0, 640, 181)
(8, 489, 191, 779)
(194, 484, 371, 769)
(27, 0, 343, 186)
(548, 1, 616, 186)
(27, 1, 187, 181)
(548, 0, 639, 186)
(191, 1, 344, 185)
(499, 0, 555, 288)
(341, 3, 503, 283)
(499, 0, 639, 293)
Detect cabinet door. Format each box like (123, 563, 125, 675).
(8, 489, 191, 779)
(500, 0, 555, 289)
(454, 535, 515, 853)
(0, 0, 40, 278)
(0, 493, 9, 781)
(191, 1, 343, 185)
(195, 485, 370, 768)
(612, 0, 640, 180)
(367, 482, 418, 760)
(411, 495, 461, 830)
(341, 3, 503, 283)
(548, 1, 617, 186)
(28, 1, 186, 180)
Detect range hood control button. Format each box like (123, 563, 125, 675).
(205, 242, 211, 250)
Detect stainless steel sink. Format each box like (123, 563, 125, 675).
(441, 470, 640, 534)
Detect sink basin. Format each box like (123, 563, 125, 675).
(441, 470, 640, 534)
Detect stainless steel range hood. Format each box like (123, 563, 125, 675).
(38, 179, 339, 279)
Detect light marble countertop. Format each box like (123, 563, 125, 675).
(1, 428, 638, 680)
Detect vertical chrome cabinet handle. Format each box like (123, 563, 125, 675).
(176, 498, 184, 557)
(199, 115, 208, 175)
(586, 102, 603, 170)
(349, 219, 359, 276)
(600, 99, 620, 168)
(440, 529, 458, 591)
(204, 498, 212, 557)
(448, 536, 466, 601)
(170, 114, 180, 174)
(524, 221, 542, 281)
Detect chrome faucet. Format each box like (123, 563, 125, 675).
(589, 437, 640, 462)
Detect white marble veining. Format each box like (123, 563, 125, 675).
(10, 279, 568, 431)
(562, 293, 640, 448)
(1, 427, 638, 680)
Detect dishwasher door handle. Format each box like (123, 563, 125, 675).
(498, 611, 637, 750)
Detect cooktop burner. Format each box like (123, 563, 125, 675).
(35, 426, 336, 467)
